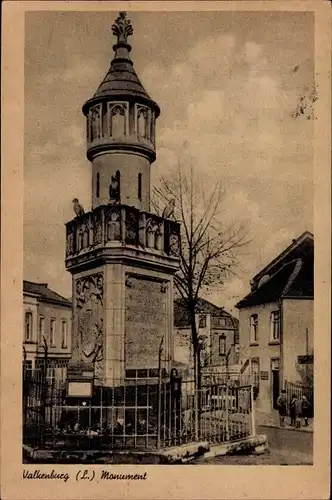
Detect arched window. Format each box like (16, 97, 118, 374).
(91, 107, 101, 141)
(138, 173, 142, 201)
(137, 109, 148, 139)
(110, 105, 126, 137)
(96, 172, 100, 198)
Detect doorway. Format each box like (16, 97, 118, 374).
(271, 358, 280, 410)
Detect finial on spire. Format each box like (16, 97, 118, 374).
(112, 12, 133, 45)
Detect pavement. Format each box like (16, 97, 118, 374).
(255, 409, 313, 433)
(194, 425, 313, 465)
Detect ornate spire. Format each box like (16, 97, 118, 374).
(112, 12, 133, 45)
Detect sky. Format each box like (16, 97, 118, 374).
(24, 10, 314, 314)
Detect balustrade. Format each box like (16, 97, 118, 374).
(65, 205, 180, 259)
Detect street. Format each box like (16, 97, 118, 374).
(194, 426, 313, 465)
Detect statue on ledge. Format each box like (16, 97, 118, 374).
(109, 170, 121, 204)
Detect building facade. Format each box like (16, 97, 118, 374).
(173, 298, 240, 375)
(65, 12, 180, 392)
(23, 281, 72, 382)
(236, 232, 314, 413)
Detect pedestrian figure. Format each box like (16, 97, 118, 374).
(290, 394, 298, 426)
(301, 395, 310, 427)
(276, 389, 287, 427)
(295, 396, 302, 428)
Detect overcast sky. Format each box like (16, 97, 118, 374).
(24, 10, 314, 314)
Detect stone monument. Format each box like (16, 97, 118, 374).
(65, 12, 180, 393)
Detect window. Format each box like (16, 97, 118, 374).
(61, 320, 68, 348)
(35, 358, 45, 373)
(90, 106, 101, 141)
(50, 319, 56, 347)
(250, 314, 259, 343)
(46, 367, 55, 383)
(234, 329, 240, 345)
(23, 359, 33, 377)
(96, 172, 100, 198)
(137, 109, 148, 138)
(270, 311, 280, 341)
(60, 367, 67, 382)
(23, 360, 32, 371)
(199, 315, 207, 328)
(138, 173, 142, 201)
(219, 335, 226, 356)
(217, 317, 226, 327)
(39, 316, 45, 343)
(25, 312, 33, 341)
(110, 105, 125, 136)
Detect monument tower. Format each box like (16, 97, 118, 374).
(65, 12, 180, 392)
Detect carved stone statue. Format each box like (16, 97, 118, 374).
(146, 218, 158, 248)
(109, 171, 120, 204)
(107, 209, 121, 241)
(162, 199, 175, 219)
(112, 12, 133, 44)
(72, 198, 85, 217)
(66, 232, 74, 256)
(126, 211, 138, 245)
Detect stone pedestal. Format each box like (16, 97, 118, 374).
(66, 204, 180, 388)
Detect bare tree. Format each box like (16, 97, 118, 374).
(153, 163, 250, 394)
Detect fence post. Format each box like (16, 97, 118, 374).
(225, 381, 229, 441)
(157, 371, 162, 449)
(194, 352, 199, 441)
(157, 336, 164, 450)
(250, 383, 256, 437)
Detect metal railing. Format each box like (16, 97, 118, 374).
(23, 370, 255, 451)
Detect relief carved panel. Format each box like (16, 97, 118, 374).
(74, 272, 104, 383)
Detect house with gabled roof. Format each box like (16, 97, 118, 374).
(173, 297, 240, 375)
(23, 280, 72, 383)
(235, 231, 314, 414)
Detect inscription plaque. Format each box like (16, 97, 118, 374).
(125, 275, 167, 370)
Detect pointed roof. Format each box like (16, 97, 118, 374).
(82, 12, 160, 117)
(235, 257, 313, 309)
(235, 233, 314, 309)
(251, 231, 313, 287)
(23, 280, 72, 308)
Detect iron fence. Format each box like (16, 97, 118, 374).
(23, 369, 255, 452)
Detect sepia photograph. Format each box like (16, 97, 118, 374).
(1, 1, 331, 498)
(21, 8, 317, 466)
